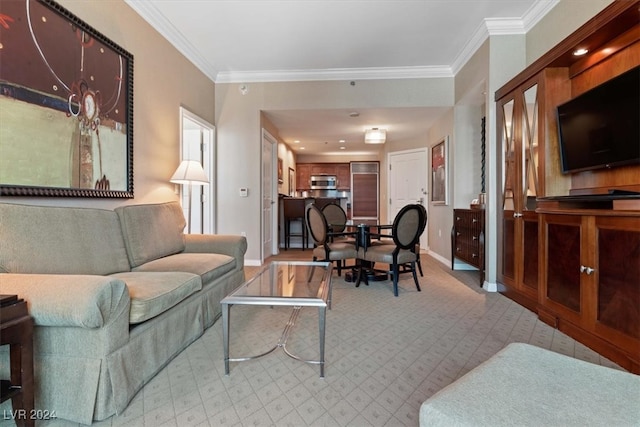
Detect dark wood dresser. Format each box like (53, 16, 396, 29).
(451, 209, 485, 286)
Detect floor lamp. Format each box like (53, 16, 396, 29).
(170, 160, 209, 234)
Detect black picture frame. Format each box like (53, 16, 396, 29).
(0, 0, 134, 198)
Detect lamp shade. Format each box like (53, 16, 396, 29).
(170, 160, 209, 185)
(364, 128, 386, 144)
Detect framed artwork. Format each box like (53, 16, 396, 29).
(277, 158, 284, 184)
(0, 0, 134, 197)
(288, 167, 295, 196)
(431, 136, 448, 205)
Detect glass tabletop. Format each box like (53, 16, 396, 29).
(222, 261, 333, 307)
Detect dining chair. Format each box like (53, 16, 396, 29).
(306, 204, 357, 276)
(359, 204, 425, 296)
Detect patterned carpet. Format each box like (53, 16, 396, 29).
(19, 255, 621, 427)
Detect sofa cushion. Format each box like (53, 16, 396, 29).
(115, 202, 186, 268)
(132, 253, 236, 284)
(0, 203, 131, 275)
(110, 272, 201, 324)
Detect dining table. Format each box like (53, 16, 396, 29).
(337, 220, 392, 285)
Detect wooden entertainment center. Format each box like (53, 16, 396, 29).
(495, 1, 639, 372)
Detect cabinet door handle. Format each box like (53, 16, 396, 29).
(513, 212, 523, 218)
(580, 265, 596, 275)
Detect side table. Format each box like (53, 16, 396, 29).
(1, 295, 35, 427)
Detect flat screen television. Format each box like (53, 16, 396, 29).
(556, 66, 640, 174)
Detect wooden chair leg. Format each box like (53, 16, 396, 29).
(392, 264, 400, 296)
(412, 261, 421, 292)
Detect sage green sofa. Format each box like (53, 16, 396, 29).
(0, 201, 247, 424)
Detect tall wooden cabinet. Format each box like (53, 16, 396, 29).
(494, 1, 640, 371)
(496, 69, 570, 309)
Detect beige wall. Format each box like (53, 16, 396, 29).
(2, 0, 215, 210)
(216, 78, 455, 263)
(526, 0, 615, 65)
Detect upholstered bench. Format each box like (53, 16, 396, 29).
(419, 343, 640, 426)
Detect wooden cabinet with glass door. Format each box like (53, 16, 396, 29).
(539, 212, 640, 373)
(496, 69, 570, 310)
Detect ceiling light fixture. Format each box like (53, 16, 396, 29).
(573, 48, 588, 56)
(364, 128, 386, 144)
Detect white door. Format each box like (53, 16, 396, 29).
(180, 107, 216, 234)
(388, 149, 428, 248)
(262, 130, 277, 261)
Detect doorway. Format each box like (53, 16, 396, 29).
(388, 148, 428, 249)
(179, 107, 216, 233)
(262, 129, 278, 262)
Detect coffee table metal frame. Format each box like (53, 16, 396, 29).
(221, 261, 333, 377)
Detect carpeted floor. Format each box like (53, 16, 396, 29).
(19, 253, 622, 427)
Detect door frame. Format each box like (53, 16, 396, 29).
(179, 106, 216, 233)
(387, 148, 429, 250)
(261, 129, 279, 262)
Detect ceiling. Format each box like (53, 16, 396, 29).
(126, 0, 557, 156)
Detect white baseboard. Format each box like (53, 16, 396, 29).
(482, 280, 498, 292)
(426, 250, 449, 267)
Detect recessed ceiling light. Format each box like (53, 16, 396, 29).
(349, 112, 360, 118)
(299, 147, 305, 150)
(294, 140, 300, 144)
(340, 146, 346, 150)
(339, 139, 346, 143)
(573, 48, 588, 56)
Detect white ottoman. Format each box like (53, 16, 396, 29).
(419, 343, 640, 426)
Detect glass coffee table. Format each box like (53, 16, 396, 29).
(221, 261, 333, 377)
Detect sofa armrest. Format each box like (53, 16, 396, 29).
(184, 234, 247, 267)
(0, 274, 129, 328)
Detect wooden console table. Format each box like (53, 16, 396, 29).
(0, 295, 35, 427)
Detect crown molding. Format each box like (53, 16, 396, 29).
(215, 66, 453, 84)
(124, 0, 219, 81)
(450, 0, 559, 74)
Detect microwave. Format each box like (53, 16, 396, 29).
(310, 175, 337, 190)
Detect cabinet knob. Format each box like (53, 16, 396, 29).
(472, 218, 478, 223)
(513, 212, 523, 218)
(472, 236, 478, 240)
(580, 265, 596, 275)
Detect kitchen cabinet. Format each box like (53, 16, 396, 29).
(335, 163, 350, 191)
(351, 162, 379, 221)
(296, 164, 311, 190)
(452, 209, 485, 286)
(295, 163, 350, 191)
(539, 211, 640, 372)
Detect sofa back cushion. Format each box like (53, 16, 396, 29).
(116, 202, 186, 268)
(0, 203, 131, 275)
